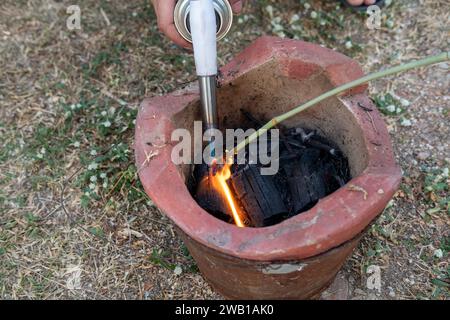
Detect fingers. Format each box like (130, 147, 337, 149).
(153, 0, 192, 49)
(152, 0, 245, 48)
(346, 0, 377, 6)
(346, 0, 364, 5)
(229, 0, 243, 14)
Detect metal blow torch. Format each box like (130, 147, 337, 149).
(189, 0, 219, 135)
(174, 0, 233, 171)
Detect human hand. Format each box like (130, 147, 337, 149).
(151, 0, 245, 49)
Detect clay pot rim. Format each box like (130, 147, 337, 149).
(135, 37, 402, 261)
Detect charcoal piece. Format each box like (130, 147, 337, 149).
(307, 139, 339, 157)
(230, 164, 288, 227)
(285, 138, 306, 150)
(285, 149, 327, 214)
(288, 127, 340, 157)
(321, 161, 348, 194)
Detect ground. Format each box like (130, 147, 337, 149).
(0, 0, 448, 300)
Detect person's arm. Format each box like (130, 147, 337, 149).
(151, 0, 244, 49)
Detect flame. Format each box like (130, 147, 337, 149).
(210, 163, 245, 227)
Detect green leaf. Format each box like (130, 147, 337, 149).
(431, 278, 450, 288)
(149, 249, 175, 271)
(88, 227, 104, 237)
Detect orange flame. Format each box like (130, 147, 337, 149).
(210, 163, 245, 227)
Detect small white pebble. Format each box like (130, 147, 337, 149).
(272, 23, 284, 32)
(272, 16, 282, 24)
(290, 14, 300, 24)
(88, 162, 98, 170)
(265, 5, 273, 17)
(400, 98, 410, 107)
(400, 118, 412, 127)
(434, 249, 443, 259)
(417, 152, 430, 161)
(386, 104, 396, 113)
(174, 266, 183, 276)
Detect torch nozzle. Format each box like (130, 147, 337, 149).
(209, 158, 219, 176)
(198, 75, 218, 129)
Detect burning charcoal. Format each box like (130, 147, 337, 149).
(194, 164, 232, 223)
(230, 164, 288, 227)
(284, 149, 327, 214)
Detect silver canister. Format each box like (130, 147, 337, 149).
(174, 0, 233, 43)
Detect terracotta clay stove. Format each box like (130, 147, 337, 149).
(135, 37, 401, 299)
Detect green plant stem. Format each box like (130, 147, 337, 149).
(226, 52, 449, 163)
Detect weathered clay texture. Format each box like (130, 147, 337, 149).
(135, 37, 402, 299)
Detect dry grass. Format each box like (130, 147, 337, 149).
(0, 0, 448, 299)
